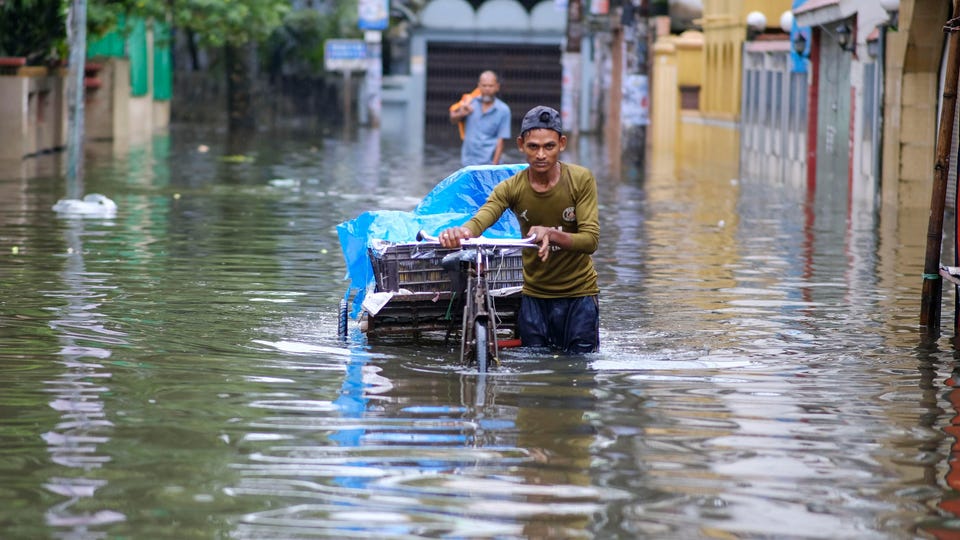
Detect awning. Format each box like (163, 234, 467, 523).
(794, 0, 844, 27)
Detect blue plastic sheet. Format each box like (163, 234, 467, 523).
(337, 164, 527, 316)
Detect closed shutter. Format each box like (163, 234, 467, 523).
(425, 41, 562, 143)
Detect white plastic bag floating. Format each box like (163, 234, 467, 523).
(52, 194, 117, 218)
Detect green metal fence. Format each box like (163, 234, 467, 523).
(153, 22, 171, 101)
(86, 16, 172, 101)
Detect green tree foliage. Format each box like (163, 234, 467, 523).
(0, 0, 294, 65)
(263, 3, 360, 77)
(172, 0, 290, 48)
(89, 0, 290, 47)
(0, 0, 153, 64)
(87, 0, 142, 38)
(0, 0, 65, 63)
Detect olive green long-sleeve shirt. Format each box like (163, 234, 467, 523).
(464, 163, 600, 298)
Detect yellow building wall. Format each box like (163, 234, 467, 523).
(743, 1, 787, 23)
(699, 0, 791, 120)
(676, 30, 704, 89)
(875, 0, 948, 334)
(882, 0, 949, 211)
(650, 0, 790, 179)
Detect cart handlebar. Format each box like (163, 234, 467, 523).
(417, 230, 537, 249)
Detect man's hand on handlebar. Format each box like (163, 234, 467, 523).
(527, 226, 551, 261)
(528, 226, 570, 262)
(438, 226, 475, 248)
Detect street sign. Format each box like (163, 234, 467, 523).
(325, 39, 368, 71)
(358, 0, 389, 30)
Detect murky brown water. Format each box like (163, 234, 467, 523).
(0, 123, 957, 539)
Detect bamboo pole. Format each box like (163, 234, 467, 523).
(921, 1, 960, 331)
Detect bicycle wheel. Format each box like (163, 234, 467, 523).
(460, 281, 476, 364)
(337, 298, 348, 340)
(475, 321, 488, 373)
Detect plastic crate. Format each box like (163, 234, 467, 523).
(369, 241, 524, 293)
(485, 250, 524, 289)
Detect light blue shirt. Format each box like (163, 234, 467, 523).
(461, 97, 511, 166)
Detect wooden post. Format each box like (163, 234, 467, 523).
(343, 70, 352, 128)
(921, 1, 960, 331)
(65, 0, 87, 198)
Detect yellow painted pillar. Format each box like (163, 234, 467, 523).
(651, 39, 679, 178)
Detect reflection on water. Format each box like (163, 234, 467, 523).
(230, 345, 630, 539)
(45, 220, 125, 533)
(0, 123, 956, 538)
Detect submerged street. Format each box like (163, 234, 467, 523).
(0, 123, 955, 538)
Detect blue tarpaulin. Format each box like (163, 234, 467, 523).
(337, 164, 527, 316)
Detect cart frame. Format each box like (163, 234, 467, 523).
(359, 239, 527, 347)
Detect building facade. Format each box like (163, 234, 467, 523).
(381, 0, 568, 147)
(0, 17, 171, 165)
(657, 0, 947, 221)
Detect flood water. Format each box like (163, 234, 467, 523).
(1, 123, 958, 539)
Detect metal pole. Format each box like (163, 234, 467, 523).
(364, 30, 382, 128)
(563, 0, 583, 142)
(343, 70, 352, 128)
(65, 0, 87, 199)
(606, 10, 623, 177)
(921, 1, 960, 331)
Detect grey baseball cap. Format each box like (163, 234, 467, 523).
(520, 106, 562, 135)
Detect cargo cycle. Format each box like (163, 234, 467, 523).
(414, 230, 537, 372)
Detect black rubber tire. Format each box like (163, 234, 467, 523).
(337, 299, 348, 340)
(475, 321, 488, 373)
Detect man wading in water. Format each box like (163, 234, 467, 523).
(448, 70, 512, 167)
(438, 106, 600, 353)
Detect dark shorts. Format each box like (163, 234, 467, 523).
(518, 294, 599, 353)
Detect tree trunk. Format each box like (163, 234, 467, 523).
(225, 42, 257, 130)
(186, 28, 200, 71)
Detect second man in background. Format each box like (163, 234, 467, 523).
(449, 70, 512, 167)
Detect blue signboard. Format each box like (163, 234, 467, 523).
(325, 39, 367, 71)
(359, 0, 389, 30)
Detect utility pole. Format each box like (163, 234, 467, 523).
(364, 30, 382, 128)
(358, 0, 388, 128)
(606, 6, 624, 176)
(562, 0, 583, 145)
(621, 0, 650, 167)
(65, 0, 87, 198)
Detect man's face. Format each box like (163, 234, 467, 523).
(517, 129, 566, 174)
(477, 73, 499, 102)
